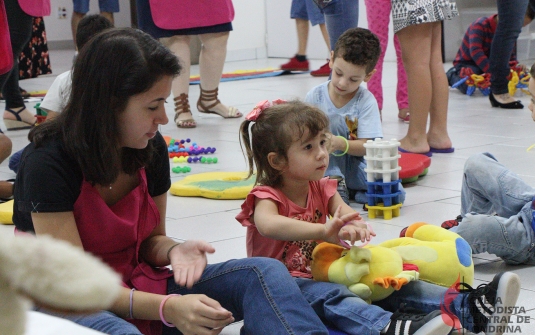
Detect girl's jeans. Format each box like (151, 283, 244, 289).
(364, 0, 408, 111)
(450, 152, 535, 265)
(298, 278, 477, 335)
(490, 0, 528, 95)
(37, 258, 330, 335)
(321, 0, 358, 51)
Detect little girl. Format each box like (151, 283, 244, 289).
(235, 99, 456, 335)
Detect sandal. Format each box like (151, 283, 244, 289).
(4, 107, 36, 131)
(197, 86, 242, 118)
(174, 93, 197, 128)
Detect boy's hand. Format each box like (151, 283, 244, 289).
(326, 133, 345, 153)
(323, 205, 361, 244)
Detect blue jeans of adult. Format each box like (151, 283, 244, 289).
(489, 0, 528, 95)
(450, 152, 535, 265)
(0, 0, 33, 109)
(327, 155, 406, 204)
(319, 0, 358, 50)
(36, 258, 329, 335)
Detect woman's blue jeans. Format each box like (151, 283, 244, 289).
(37, 257, 329, 335)
(321, 0, 359, 50)
(490, 0, 529, 95)
(450, 152, 535, 265)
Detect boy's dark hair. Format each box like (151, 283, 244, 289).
(526, 5, 535, 21)
(240, 100, 329, 188)
(76, 14, 114, 51)
(332, 27, 381, 74)
(30, 28, 180, 186)
(530, 62, 535, 78)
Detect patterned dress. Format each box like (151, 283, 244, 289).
(391, 0, 458, 33)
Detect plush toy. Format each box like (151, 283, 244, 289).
(0, 233, 121, 335)
(311, 222, 474, 302)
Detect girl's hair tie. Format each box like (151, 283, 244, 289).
(246, 99, 287, 121)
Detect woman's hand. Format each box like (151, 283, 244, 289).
(164, 294, 234, 335)
(169, 240, 215, 288)
(323, 205, 361, 245)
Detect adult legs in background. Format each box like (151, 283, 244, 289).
(1, 0, 35, 129)
(163, 35, 197, 128)
(322, 0, 358, 51)
(196, 32, 241, 118)
(281, 0, 331, 76)
(489, 0, 529, 105)
(71, 0, 117, 50)
(364, 0, 408, 120)
(397, 22, 451, 154)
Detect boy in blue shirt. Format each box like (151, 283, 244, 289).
(305, 27, 405, 205)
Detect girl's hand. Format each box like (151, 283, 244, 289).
(164, 294, 234, 335)
(323, 205, 361, 244)
(169, 240, 215, 289)
(339, 220, 376, 246)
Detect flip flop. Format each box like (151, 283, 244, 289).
(429, 147, 455, 153)
(398, 147, 433, 157)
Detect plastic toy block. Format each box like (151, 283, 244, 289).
(365, 203, 402, 220)
(363, 138, 401, 183)
(366, 179, 401, 195)
(365, 191, 402, 207)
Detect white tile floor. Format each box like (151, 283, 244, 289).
(2, 49, 535, 334)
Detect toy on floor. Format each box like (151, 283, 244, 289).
(172, 166, 191, 174)
(311, 222, 474, 303)
(363, 138, 402, 219)
(398, 152, 431, 183)
(0, 233, 120, 335)
(0, 200, 13, 225)
(170, 171, 255, 199)
(508, 63, 531, 97)
(451, 68, 491, 96)
(34, 102, 47, 124)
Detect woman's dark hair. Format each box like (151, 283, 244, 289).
(29, 28, 181, 185)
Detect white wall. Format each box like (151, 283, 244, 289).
(43, 0, 132, 44)
(265, 0, 398, 62)
(42, 0, 400, 62)
(43, 0, 267, 61)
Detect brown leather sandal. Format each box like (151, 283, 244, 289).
(174, 93, 196, 128)
(197, 86, 242, 118)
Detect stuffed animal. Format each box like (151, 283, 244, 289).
(311, 222, 473, 302)
(0, 233, 121, 335)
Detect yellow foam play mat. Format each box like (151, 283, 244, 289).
(0, 200, 13, 225)
(170, 171, 255, 200)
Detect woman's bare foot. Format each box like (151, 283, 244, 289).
(198, 99, 242, 118)
(399, 137, 430, 154)
(0, 180, 14, 199)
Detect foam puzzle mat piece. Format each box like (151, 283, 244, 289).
(170, 171, 255, 200)
(0, 200, 13, 225)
